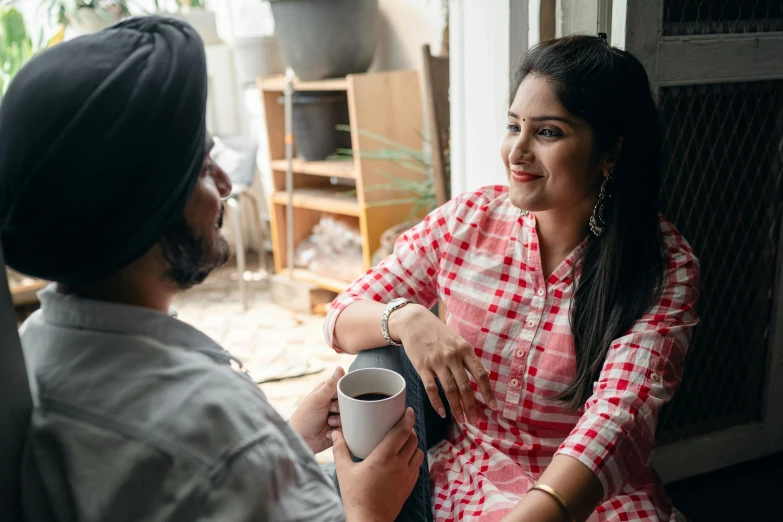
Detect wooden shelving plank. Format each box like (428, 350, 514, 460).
(11, 280, 47, 306)
(257, 75, 349, 92)
(272, 188, 360, 216)
(263, 70, 424, 306)
(270, 158, 355, 179)
(279, 268, 351, 294)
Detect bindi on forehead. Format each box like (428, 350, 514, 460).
(508, 110, 578, 127)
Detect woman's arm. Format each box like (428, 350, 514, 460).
(503, 455, 602, 522)
(505, 244, 700, 521)
(323, 190, 502, 420)
(334, 299, 497, 423)
(323, 200, 452, 354)
(332, 300, 430, 355)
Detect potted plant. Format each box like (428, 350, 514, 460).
(267, 0, 378, 81)
(1, 4, 34, 99)
(332, 126, 449, 264)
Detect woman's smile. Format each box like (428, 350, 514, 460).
(510, 169, 543, 183)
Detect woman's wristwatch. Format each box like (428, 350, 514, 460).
(381, 298, 412, 346)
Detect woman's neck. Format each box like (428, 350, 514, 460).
(534, 200, 594, 278)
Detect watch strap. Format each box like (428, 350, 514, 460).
(381, 299, 411, 346)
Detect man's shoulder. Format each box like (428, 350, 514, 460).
(23, 355, 338, 522)
(22, 314, 287, 471)
(21, 306, 345, 521)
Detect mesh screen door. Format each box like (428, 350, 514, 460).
(623, 0, 783, 483)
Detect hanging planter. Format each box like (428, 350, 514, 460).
(268, 0, 378, 81)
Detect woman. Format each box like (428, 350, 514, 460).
(324, 35, 699, 522)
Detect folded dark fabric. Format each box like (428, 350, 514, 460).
(0, 16, 208, 283)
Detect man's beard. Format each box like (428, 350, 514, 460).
(158, 206, 230, 289)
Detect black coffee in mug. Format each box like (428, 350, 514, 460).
(353, 392, 392, 401)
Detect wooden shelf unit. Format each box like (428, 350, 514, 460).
(258, 75, 349, 92)
(271, 188, 360, 216)
(258, 70, 423, 291)
(11, 279, 47, 306)
(278, 268, 351, 294)
(270, 158, 356, 179)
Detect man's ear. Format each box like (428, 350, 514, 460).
(602, 137, 623, 177)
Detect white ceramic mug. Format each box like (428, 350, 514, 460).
(337, 368, 406, 459)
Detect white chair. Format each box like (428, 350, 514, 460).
(212, 136, 266, 310)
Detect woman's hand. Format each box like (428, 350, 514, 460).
(389, 304, 497, 424)
(288, 367, 344, 454)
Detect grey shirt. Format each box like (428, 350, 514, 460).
(20, 286, 345, 522)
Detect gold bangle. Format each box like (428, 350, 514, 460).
(530, 483, 575, 522)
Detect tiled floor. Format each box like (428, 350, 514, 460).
(172, 271, 354, 464)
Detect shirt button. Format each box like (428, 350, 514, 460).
(510, 379, 519, 387)
(651, 373, 661, 383)
(537, 288, 545, 297)
(516, 349, 525, 357)
(527, 320, 536, 329)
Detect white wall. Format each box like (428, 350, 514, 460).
(371, 0, 446, 72)
(449, 0, 511, 196)
(556, 0, 599, 37)
(611, 0, 627, 49)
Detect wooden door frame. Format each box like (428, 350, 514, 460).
(624, 0, 783, 483)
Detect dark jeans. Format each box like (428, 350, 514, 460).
(329, 346, 451, 522)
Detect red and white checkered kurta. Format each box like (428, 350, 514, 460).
(324, 186, 700, 521)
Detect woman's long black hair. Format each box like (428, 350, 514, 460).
(512, 35, 666, 409)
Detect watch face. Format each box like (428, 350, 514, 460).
(389, 298, 408, 307)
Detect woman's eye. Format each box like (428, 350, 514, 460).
(506, 123, 520, 132)
(539, 128, 561, 138)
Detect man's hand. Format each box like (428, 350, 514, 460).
(333, 407, 424, 522)
(288, 367, 344, 454)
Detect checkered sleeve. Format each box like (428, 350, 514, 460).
(555, 237, 700, 499)
(323, 196, 461, 352)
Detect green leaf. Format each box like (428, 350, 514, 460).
(0, 5, 34, 100)
(336, 124, 426, 159)
(365, 197, 422, 207)
(376, 175, 430, 194)
(3, 7, 28, 43)
(331, 124, 450, 218)
(413, 128, 431, 145)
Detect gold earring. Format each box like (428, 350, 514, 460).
(589, 169, 615, 236)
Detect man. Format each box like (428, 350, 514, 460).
(0, 17, 423, 522)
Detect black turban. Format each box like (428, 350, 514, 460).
(0, 16, 208, 283)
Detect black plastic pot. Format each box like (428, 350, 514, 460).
(269, 0, 378, 81)
(279, 92, 352, 161)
